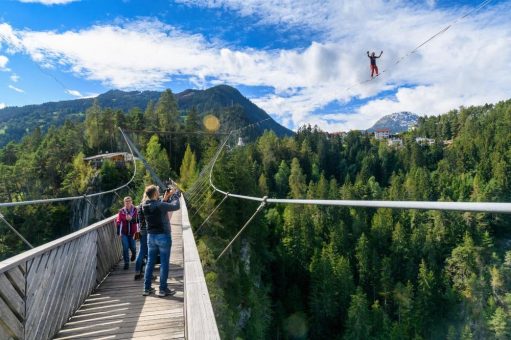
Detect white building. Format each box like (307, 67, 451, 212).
(415, 137, 435, 145)
(388, 138, 403, 147)
(374, 128, 390, 140)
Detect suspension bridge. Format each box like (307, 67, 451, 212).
(0, 0, 502, 337)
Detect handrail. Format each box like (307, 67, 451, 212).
(181, 196, 220, 340)
(0, 216, 116, 274)
(0, 216, 122, 339)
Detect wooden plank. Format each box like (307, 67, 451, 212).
(42, 241, 78, 340)
(64, 309, 184, 327)
(27, 244, 67, 339)
(57, 237, 91, 330)
(55, 319, 184, 339)
(0, 320, 15, 340)
(59, 315, 184, 332)
(46, 233, 96, 340)
(0, 274, 24, 319)
(0, 295, 23, 339)
(60, 232, 97, 327)
(4, 265, 25, 295)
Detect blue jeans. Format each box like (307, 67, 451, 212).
(121, 234, 136, 265)
(135, 234, 148, 273)
(144, 233, 171, 291)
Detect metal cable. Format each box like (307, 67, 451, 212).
(84, 196, 107, 220)
(206, 121, 511, 214)
(195, 193, 230, 236)
(192, 190, 216, 218)
(216, 197, 267, 261)
(0, 212, 34, 249)
(0, 127, 137, 207)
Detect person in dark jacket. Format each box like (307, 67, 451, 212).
(116, 196, 138, 270)
(134, 193, 149, 280)
(367, 50, 383, 77)
(141, 185, 180, 297)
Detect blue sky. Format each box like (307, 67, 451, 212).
(0, 0, 510, 131)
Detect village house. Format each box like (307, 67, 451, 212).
(374, 128, 390, 140)
(84, 152, 134, 168)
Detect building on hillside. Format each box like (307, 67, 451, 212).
(327, 131, 348, 139)
(84, 152, 134, 168)
(408, 125, 417, 132)
(415, 137, 435, 145)
(374, 128, 390, 140)
(388, 137, 403, 147)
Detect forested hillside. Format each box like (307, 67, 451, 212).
(0, 85, 292, 146)
(1, 90, 510, 339)
(189, 100, 511, 339)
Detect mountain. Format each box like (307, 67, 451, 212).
(367, 111, 419, 133)
(0, 85, 292, 146)
(175, 85, 293, 137)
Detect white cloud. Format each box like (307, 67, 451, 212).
(18, 0, 79, 5)
(2, 0, 511, 131)
(8, 84, 24, 93)
(10, 74, 20, 82)
(0, 55, 8, 69)
(65, 89, 82, 97)
(0, 103, 5, 109)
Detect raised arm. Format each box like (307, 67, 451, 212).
(378, 51, 383, 57)
(367, 51, 370, 57)
(160, 198, 180, 212)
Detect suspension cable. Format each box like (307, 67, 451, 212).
(84, 196, 107, 220)
(0, 212, 34, 249)
(192, 190, 216, 218)
(206, 122, 511, 214)
(195, 193, 230, 236)
(216, 197, 267, 261)
(0, 127, 137, 208)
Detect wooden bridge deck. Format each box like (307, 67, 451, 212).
(54, 210, 185, 340)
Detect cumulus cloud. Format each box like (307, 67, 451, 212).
(10, 74, 20, 82)
(1, 0, 510, 131)
(18, 0, 79, 5)
(0, 103, 5, 109)
(8, 84, 24, 93)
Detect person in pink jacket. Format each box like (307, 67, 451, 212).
(116, 196, 139, 270)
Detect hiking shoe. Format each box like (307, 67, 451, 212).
(130, 252, 136, 262)
(142, 287, 155, 296)
(135, 274, 156, 281)
(157, 288, 176, 297)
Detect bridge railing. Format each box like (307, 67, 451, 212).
(0, 216, 121, 340)
(181, 197, 220, 340)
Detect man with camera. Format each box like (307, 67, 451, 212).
(140, 184, 180, 297)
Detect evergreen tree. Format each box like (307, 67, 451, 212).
(145, 134, 172, 180)
(344, 287, 371, 340)
(179, 144, 198, 190)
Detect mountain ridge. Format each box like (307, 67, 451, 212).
(367, 111, 419, 133)
(0, 85, 293, 146)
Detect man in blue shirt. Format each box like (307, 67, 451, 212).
(141, 184, 180, 297)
